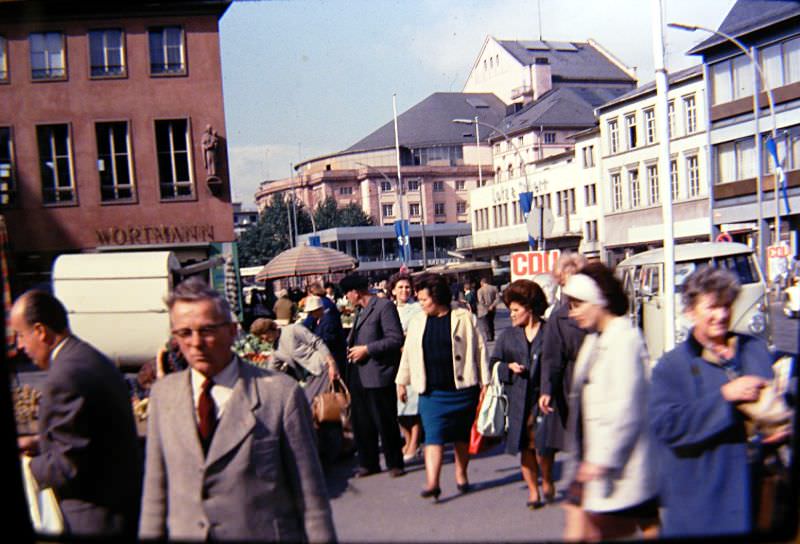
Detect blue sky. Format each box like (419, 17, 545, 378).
(219, 0, 735, 205)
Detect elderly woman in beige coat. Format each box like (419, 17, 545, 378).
(561, 262, 659, 541)
(396, 273, 489, 501)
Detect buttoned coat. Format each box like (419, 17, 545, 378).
(396, 307, 489, 393)
(565, 317, 657, 513)
(30, 336, 141, 537)
(649, 333, 773, 537)
(139, 358, 336, 542)
(347, 296, 404, 388)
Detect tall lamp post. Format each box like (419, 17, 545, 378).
(669, 22, 783, 271)
(452, 118, 538, 247)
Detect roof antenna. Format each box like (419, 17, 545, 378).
(538, 0, 543, 41)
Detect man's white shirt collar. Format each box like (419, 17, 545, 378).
(190, 355, 239, 419)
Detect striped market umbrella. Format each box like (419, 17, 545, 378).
(255, 245, 358, 281)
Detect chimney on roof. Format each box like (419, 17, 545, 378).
(531, 57, 552, 101)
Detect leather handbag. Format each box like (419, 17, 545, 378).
(312, 377, 350, 424)
(476, 362, 508, 437)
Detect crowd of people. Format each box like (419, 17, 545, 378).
(10, 254, 795, 542)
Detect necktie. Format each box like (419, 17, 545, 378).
(198, 378, 217, 450)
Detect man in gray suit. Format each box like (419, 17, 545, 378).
(342, 274, 405, 478)
(12, 290, 141, 538)
(139, 277, 336, 542)
(477, 276, 500, 341)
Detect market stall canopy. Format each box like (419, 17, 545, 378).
(256, 245, 358, 281)
(412, 261, 492, 276)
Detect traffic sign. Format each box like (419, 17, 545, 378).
(526, 206, 554, 241)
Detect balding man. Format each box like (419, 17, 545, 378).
(11, 290, 141, 538)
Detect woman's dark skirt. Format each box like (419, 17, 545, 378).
(419, 386, 480, 445)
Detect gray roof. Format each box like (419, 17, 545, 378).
(495, 86, 631, 136)
(688, 0, 800, 55)
(595, 64, 703, 112)
(345, 92, 507, 152)
(496, 40, 635, 82)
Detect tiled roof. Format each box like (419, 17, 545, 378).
(688, 0, 800, 55)
(496, 39, 635, 82)
(345, 92, 508, 152)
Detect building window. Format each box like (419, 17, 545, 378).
(339, 186, 353, 195)
(611, 173, 622, 211)
(667, 101, 676, 137)
(96, 122, 133, 201)
(629, 168, 641, 208)
(434, 202, 445, 216)
(670, 159, 679, 200)
(584, 183, 597, 206)
(433, 180, 444, 192)
(543, 132, 556, 144)
(30, 32, 66, 80)
(407, 178, 420, 191)
(0, 36, 8, 82)
(409, 203, 420, 217)
(37, 124, 74, 203)
(759, 36, 800, 89)
(0, 127, 15, 205)
(687, 155, 700, 197)
(456, 201, 467, 214)
(644, 108, 656, 145)
(684, 95, 697, 134)
(625, 114, 637, 149)
(380, 180, 392, 192)
(585, 220, 598, 242)
(382, 203, 394, 217)
(608, 119, 619, 154)
(155, 119, 193, 199)
(455, 180, 466, 191)
(716, 137, 756, 183)
(148, 26, 185, 75)
(557, 189, 576, 216)
(89, 29, 125, 77)
(647, 164, 659, 205)
(711, 55, 756, 105)
(582, 145, 595, 168)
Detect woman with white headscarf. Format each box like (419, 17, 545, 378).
(561, 262, 659, 541)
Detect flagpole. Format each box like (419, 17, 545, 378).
(393, 94, 409, 263)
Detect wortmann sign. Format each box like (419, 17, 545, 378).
(510, 250, 561, 282)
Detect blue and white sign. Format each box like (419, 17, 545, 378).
(394, 219, 411, 262)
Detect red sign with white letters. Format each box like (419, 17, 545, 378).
(510, 250, 561, 281)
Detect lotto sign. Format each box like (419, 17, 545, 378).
(510, 250, 561, 282)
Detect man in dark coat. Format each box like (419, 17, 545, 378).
(342, 273, 406, 478)
(538, 253, 587, 451)
(12, 290, 142, 538)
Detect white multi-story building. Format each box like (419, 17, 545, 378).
(596, 65, 710, 264)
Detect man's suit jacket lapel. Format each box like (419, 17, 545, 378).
(205, 359, 259, 468)
(350, 297, 376, 345)
(166, 371, 206, 467)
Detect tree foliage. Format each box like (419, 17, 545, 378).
(312, 196, 373, 230)
(238, 193, 312, 266)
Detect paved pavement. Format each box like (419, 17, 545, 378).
(325, 307, 569, 543)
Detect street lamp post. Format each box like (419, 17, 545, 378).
(452, 118, 538, 248)
(669, 22, 783, 268)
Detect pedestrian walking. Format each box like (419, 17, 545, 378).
(649, 267, 783, 538)
(396, 274, 489, 500)
(562, 263, 659, 541)
(12, 290, 142, 538)
(477, 276, 500, 341)
(341, 273, 406, 478)
(491, 279, 555, 509)
(388, 271, 424, 463)
(139, 277, 336, 542)
(538, 252, 588, 452)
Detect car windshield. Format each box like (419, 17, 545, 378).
(675, 253, 759, 286)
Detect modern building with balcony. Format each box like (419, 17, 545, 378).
(0, 0, 235, 292)
(596, 64, 710, 264)
(688, 0, 800, 257)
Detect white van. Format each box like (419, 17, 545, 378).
(617, 242, 769, 359)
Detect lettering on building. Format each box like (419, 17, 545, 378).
(95, 224, 216, 246)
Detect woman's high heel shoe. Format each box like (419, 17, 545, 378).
(420, 486, 441, 501)
(456, 482, 472, 494)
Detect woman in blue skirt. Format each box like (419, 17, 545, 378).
(396, 273, 490, 500)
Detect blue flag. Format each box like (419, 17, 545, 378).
(518, 191, 537, 249)
(766, 136, 791, 214)
(394, 219, 410, 262)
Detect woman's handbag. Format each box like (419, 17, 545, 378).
(476, 362, 508, 438)
(312, 376, 350, 424)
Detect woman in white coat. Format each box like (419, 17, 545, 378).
(561, 262, 659, 541)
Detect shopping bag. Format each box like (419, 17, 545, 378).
(476, 362, 508, 437)
(21, 455, 63, 535)
(312, 376, 350, 424)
